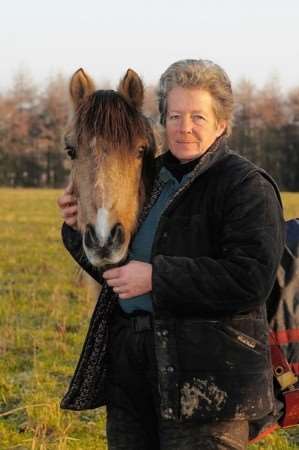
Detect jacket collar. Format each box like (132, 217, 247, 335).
(137, 136, 229, 231)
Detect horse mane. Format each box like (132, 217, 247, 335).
(75, 90, 148, 149)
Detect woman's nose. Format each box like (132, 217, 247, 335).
(179, 115, 193, 133)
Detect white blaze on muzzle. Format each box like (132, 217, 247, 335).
(95, 207, 110, 247)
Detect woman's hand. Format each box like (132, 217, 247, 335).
(57, 182, 78, 229)
(103, 261, 152, 299)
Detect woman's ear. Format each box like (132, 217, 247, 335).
(216, 120, 227, 137)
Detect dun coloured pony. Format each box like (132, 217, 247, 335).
(64, 68, 157, 268)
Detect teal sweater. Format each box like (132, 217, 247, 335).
(118, 167, 193, 313)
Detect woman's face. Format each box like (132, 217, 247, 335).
(165, 86, 227, 162)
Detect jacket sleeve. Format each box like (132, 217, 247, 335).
(152, 172, 285, 315)
(61, 222, 104, 284)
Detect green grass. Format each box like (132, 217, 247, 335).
(0, 189, 106, 449)
(281, 192, 299, 221)
(0, 188, 298, 449)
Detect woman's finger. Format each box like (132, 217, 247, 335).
(64, 205, 78, 218)
(113, 287, 129, 295)
(106, 278, 125, 288)
(58, 194, 77, 208)
(118, 292, 132, 299)
(103, 268, 122, 280)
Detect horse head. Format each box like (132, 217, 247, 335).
(65, 68, 157, 268)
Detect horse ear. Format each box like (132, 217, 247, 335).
(69, 68, 95, 108)
(118, 69, 144, 110)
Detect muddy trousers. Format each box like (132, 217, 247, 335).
(105, 306, 249, 450)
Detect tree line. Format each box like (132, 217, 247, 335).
(0, 72, 298, 190)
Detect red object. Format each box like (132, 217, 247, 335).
(291, 362, 299, 374)
(272, 329, 299, 346)
(270, 330, 299, 428)
(280, 388, 299, 427)
(270, 335, 294, 375)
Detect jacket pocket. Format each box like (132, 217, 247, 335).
(176, 319, 273, 421)
(176, 319, 268, 375)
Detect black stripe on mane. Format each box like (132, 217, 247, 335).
(75, 90, 146, 148)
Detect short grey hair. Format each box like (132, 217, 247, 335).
(158, 59, 234, 135)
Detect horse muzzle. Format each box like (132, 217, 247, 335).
(83, 222, 126, 267)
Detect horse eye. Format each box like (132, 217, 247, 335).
(137, 146, 147, 159)
(65, 145, 77, 160)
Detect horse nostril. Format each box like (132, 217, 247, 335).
(85, 223, 98, 248)
(110, 223, 125, 246)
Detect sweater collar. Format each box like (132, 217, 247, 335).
(162, 151, 201, 182)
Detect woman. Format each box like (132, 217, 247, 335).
(58, 59, 284, 449)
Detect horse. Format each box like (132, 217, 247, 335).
(64, 68, 157, 269)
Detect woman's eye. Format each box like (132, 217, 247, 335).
(169, 114, 180, 120)
(192, 114, 205, 122)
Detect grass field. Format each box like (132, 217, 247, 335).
(0, 188, 298, 450)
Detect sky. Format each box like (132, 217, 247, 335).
(1, 0, 299, 92)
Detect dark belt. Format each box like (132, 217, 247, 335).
(114, 304, 153, 333)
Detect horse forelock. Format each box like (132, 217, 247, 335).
(75, 90, 148, 152)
